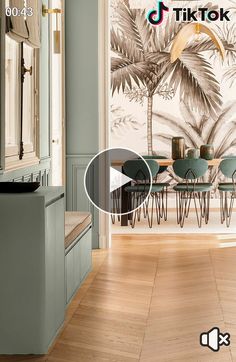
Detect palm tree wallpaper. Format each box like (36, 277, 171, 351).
(110, 0, 236, 166)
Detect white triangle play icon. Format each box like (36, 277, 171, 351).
(110, 167, 133, 193)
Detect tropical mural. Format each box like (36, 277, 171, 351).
(110, 0, 236, 169)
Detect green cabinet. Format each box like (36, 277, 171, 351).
(0, 187, 65, 354)
(65, 228, 92, 303)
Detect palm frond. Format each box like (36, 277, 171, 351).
(156, 12, 182, 52)
(116, 5, 152, 56)
(111, 59, 155, 94)
(153, 133, 172, 143)
(111, 117, 141, 134)
(177, 21, 236, 66)
(207, 102, 236, 144)
(224, 65, 236, 87)
(147, 51, 222, 119)
(152, 112, 203, 148)
(186, 39, 215, 53)
(179, 100, 198, 130)
(215, 134, 236, 158)
(111, 28, 144, 62)
(115, 5, 183, 56)
(134, 10, 154, 54)
(198, 114, 211, 136)
(173, 53, 221, 119)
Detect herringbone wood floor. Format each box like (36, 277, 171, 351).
(1, 234, 236, 362)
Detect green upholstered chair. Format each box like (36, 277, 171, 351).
(218, 158, 236, 227)
(142, 155, 170, 221)
(173, 159, 212, 228)
(123, 159, 163, 228)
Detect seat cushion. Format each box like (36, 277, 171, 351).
(153, 182, 170, 187)
(173, 183, 212, 192)
(125, 184, 164, 192)
(218, 183, 236, 192)
(65, 212, 92, 249)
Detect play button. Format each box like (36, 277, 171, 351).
(84, 148, 152, 215)
(110, 167, 133, 193)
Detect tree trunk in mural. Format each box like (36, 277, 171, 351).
(147, 95, 153, 155)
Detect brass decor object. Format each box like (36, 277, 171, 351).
(187, 148, 200, 159)
(42, 5, 62, 54)
(42, 5, 62, 16)
(200, 144, 214, 160)
(170, 22, 225, 63)
(172, 137, 185, 160)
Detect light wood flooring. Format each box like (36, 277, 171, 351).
(1, 234, 236, 362)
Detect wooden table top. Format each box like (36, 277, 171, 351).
(112, 159, 222, 167)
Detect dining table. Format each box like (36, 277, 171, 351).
(112, 158, 222, 226)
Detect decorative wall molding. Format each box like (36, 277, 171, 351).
(66, 154, 99, 249)
(66, 154, 94, 211)
(0, 158, 51, 185)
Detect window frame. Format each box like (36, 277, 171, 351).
(4, 35, 40, 171)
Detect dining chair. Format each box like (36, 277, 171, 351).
(123, 159, 163, 228)
(173, 159, 212, 228)
(142, 155, 169, 221)
(218, 158, 236, 227)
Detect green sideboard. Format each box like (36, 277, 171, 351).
(66, 227, 92, 304)
(0, 187, 65, 354)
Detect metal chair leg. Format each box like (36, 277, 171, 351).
(146, 194, 154, 228)
(161, 187, 168, 221)
(220, 191, 225, 224)
(222, 191, 235, 228)
(155, 193, 161, 225)
(130, 192, 139, 228)
(193, 192, 202, 228)
(176, 191, 210, 228)
(177, 191, 191, 228)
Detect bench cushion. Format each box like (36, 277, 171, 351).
(65, 212, 92, 249)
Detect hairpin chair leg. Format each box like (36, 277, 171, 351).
(160, 187, 168, 221)
(111, 189, 122, 224)
(155, 193, 161, 225)
(176, 192, 180, 225)
(176, 191, 191, 228)
(220, 191, 225, 224)
(185, 192, 192, 218)
(130, 191, 144, 228)
(178, 192, 185, 228)
(111, 190, 116, 224)
(193, 192, 202, 228)
(116, 189, 121, 222)
(204, 191, 210, 224)
(221, 191, 231, 227)
(137, 192, 145, 221)
(147, 194, 154, 228)
(225, 192, 235, 227)
(177, 191, 206, 228)
(130, 192, 137, 228)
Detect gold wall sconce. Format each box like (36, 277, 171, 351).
(42, 4, 62, 54)
(170, 22, 225, 63)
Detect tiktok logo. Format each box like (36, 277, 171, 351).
(147, 1, 169, 26)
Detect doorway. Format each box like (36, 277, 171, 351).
(50, 0, 65, 186)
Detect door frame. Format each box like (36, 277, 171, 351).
(49, 0, 65, 186)
(98, 0, 111, 248)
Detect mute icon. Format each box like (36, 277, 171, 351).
(200, 327, 230, 352)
